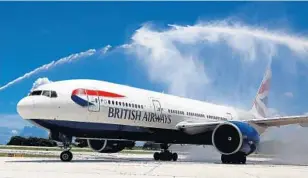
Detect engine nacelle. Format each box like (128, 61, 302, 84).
(212, 121, 260, 155)
(87, 139, 135, 153)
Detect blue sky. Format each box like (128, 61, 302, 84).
(2, 2, 308, 131)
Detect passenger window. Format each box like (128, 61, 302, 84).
(112, 101, 114, 105)
(116, 101, 118, 105)
(141, 105, 143, 109)
(129, 103, 131, 107)
(119, 102, 121, 106)
(108, 100, 110, 104)
(42, 90, 51, 97)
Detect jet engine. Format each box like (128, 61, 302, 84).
(87, 139, 135, 153)
(212, 121, 260, 155)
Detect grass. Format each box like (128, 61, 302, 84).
(0, 145, 91, 152)
(0, 153, 57, 158)
(0, 145, 155, 154)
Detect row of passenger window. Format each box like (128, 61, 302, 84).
(207, 115, 227, 121)
(168, 109, 184, 115)
(167, 108, 225, 121)
(167, 108, 205, 118)
(29, 90, 58, 98)
(105, 99, 144, 109)
(188, 112, 205, 117)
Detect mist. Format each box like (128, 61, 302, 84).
(123, 20, 308, 164)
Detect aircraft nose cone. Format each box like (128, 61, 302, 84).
(17, 97, 34, 119)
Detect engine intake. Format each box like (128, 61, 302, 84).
(212, 121, 260, 155)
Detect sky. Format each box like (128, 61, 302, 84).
(2, 2, 308, 133)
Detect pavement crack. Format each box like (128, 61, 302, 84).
(143, 163, 162, 175)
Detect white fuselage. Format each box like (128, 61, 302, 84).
(17, 79, 257, 141)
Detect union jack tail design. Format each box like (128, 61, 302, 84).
(251, 65, 272, 118)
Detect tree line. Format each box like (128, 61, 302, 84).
(6, 136, 161, 150)
(7, 136, 57, 147)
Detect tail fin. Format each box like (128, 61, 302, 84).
(250, 64, 272, 118)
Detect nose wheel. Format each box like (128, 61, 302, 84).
(60, 150, 73, 162)
(153, 143, 178, 161)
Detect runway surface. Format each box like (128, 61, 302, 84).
(1, 151, 308, 178)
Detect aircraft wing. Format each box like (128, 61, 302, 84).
(247, 115, 308, 127)
(175, 115, 308, 135)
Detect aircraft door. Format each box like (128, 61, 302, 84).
(226, 112, 233, 120)
(86, 89, 100, 112)
(151, 99, 162, 115)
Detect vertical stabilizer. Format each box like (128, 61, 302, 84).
(250, 64, 272, 118)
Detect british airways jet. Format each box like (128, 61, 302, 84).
(16, 66, 308, 164)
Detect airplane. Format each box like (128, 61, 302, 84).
(16, 65, 308, 164)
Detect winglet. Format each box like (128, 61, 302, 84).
(250, 63, 272, 118)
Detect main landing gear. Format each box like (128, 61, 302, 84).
(221, 152, 246, 164)
(153, 143, 178, 161)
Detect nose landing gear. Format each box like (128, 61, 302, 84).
(54, 133, 73, 162)
(153, 143, 178, 161)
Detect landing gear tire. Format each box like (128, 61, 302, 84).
(153, 143, 178, 161)
(60, 151, 73, 162)
(154, 152, 160, 160)
(172, 153, 178, 161)
(221, 153, 246, 164)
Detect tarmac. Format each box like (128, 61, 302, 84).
(1, 151, 308, 178)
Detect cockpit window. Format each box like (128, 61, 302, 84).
(29, 90, 42, 96)
(42, 90, 51, 97)
(51, 91, 57, 98)
(29, 90, 57, 98)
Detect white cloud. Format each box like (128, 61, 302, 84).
(122, 20, 308, 162)
(267, 107, 282, 117)
(123, 20, 308, 105)
(284, 92, 294, 98)
(11, 130, 18, 135)
(30, 77, 53, 91)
